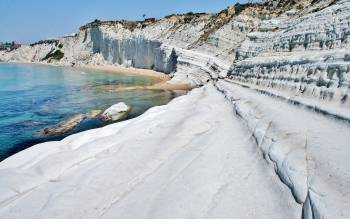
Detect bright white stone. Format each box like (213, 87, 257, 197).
(1, 1, 350, 218)
(102, 102, 130, 121)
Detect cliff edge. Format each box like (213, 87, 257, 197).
(0, 0, 350, 218)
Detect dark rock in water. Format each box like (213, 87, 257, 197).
(40, 103, 131, 137)
(41, 114, 85, 136)
(41, 110, 102, 136)
(87, 110, 103, 119)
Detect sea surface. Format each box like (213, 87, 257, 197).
(0, 64, 180, 161)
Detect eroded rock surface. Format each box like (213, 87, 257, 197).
(102, 102, 130, 121)
(41, 110, 103, 136)
(41, 114, 86, 136)
(1, 0, 350, 218)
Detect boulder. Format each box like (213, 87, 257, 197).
(41, 114, 85, 136)
(41, 110, 103, 136)
(102, 102, 131, 121)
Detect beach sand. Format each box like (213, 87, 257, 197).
(77, 65, 169, 80)
(2, 62, 193, 91)
(78, 65, 192, 91)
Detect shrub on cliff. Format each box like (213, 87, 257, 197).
(165, 14, 176, 19)
(30, 39, 59, 47)
(42, 49, 64, 61)
(184, 16, 194, 23)
(51, 50, 64, 60)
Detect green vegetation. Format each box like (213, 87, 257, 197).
(150, 64, 155, 70)
(123, 22, 139, 30)
(42, 49, 64, 61)
(184, 16, 194, 23)
(58, 43, 63, 49)
(30, 39, 59, 47)
(233, 3, 247, 15)
(219, 7, 230, 16)
(164, 11, 206, 22)
(81, 17, 159, 32)
(182, 11, 206, 23)
(165, 14, 176, 19)
(185, 12, 195, 16)
(0, 41, 20, 51)
(51, 50, 64, 60)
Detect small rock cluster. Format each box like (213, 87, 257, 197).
(41, 102, 130, 136)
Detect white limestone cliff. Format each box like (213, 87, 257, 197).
(0, 0, 350, 218)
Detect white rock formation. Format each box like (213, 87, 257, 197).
(0, 84, 302, 219)
(215, 79, 350, 218)
(1, 0, 350, 218)
(102, 102, 130, 121)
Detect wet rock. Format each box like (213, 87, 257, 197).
(87, 110, 103, 119)
(41, 114, 85, 136)
(102, 102, 131, 121)
(41, 110, 103, 136)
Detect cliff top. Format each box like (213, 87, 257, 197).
(78, 0, 338, 32)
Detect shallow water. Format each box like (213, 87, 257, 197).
(0, 64, 180, 161)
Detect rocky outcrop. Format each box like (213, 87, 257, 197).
(41, 102, 132, 136)
(41, 110, 103, 136)
(1, 1, 350, 218)
(229, 0, 350, 107)
(41, 114, 86, 136)
(215, 79, 350, 219)
(102, 102, 130, 121)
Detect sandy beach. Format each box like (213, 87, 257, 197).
(77, 65, 170, 80)
(78, 64, 193, 91)
(1, 62, 193, 91)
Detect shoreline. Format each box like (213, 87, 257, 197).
(77, 65, 193, 91)
(1, 61, 193, 91)
(0, 62, 191, 161)
(77, 65, 170, 81)
(0, 61, 168, 80)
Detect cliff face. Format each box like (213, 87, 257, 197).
(1, 1, 350, 218)
(230, 0, 350, 106)
(88, 27, 177, 73)
(1, 1, 349, 128)
(1, 1, 349, 89)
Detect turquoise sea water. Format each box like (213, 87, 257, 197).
(0, 64, 179, 161)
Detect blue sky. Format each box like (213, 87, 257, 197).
(0, 0, 248, 44)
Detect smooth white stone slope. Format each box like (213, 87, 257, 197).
(1, 1, 350, 218)
(0, 84, 300, 219)
(216, 79, 350, 218)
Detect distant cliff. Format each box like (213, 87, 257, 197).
(0, 0, 348, 104)
(0, 41, 21, 52)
